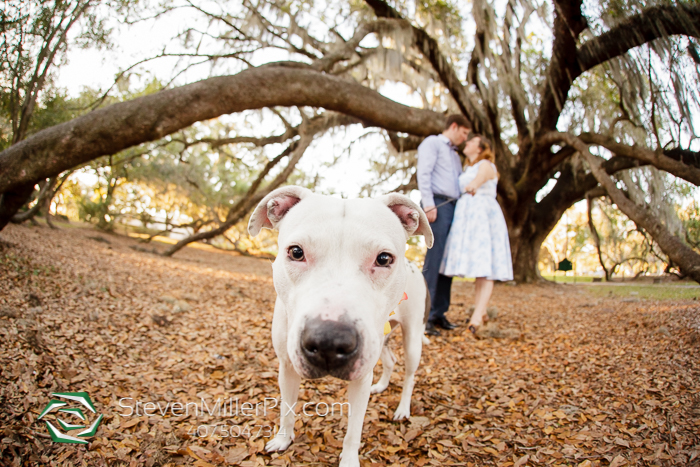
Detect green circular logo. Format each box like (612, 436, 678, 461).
(38, 392, 103, 444)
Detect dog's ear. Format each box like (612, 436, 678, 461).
(248, 186, 312, 236)
(380, 193, 434, 248)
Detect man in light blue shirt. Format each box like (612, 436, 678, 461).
(418, 114, 471, 335)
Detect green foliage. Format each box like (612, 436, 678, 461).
(0, 0, 139, 149)
(60, 101, 312, 241)
(77, 192, 117, 230)
(27, 88, 82, 134)
(680, 200, 700, 250)
(415, 0, 462, 38)
(585, 284, 700, 300)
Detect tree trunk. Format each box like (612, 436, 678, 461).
(511, 231, 545, 283)
(587, 194, 611, 281)
(0, 184, 36, 231)
(505, 154, 601, 283)
(10, 179, 52, 224)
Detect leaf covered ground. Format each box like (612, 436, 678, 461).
(1, 222, 699, 467)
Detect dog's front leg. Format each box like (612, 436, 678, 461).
(394, 323, 423, 420)
(339, 371, 373, 467)
(266, 361, 301, 452)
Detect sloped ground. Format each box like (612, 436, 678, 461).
(1, 222, 698, 467)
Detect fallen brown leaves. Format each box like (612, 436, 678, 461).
(1, 222, 698, 466)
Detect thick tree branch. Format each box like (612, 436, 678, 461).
(516, 151, 641, 231)
(536, 2, 700, 134)
(535, 0, 587, 134)
(579, 133, 700, 185)
(365, 0, 487, 132)
(9, 177, 62, 224)
(0, 65, 443, 198)
(559, 132, 700, 283)
(544, 132, 700, 186)
(577, 4, 700, 75)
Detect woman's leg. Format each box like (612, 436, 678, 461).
(469, 277, 494, 327)
(471, 280, 483, 322)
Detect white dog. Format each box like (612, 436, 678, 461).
(247, 186, 433, 467)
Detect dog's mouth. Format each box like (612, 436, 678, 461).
(297, 361, 362, 381)
(297, 318, 363, 380)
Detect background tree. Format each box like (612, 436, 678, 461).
(1, 0, 699, 281)
(0, 0, 138, 225)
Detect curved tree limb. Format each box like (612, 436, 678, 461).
(0, 64, 444, 198)
(543, 131, 700, 186)
(558, 132, 700, 283)
(536, 2, 700, 134)
(0, 185, 36, 231)
(579, 133, 700, 185)
(577, 4, 700, 76)
(534, 0, 587, 134)
(516, 151, 642, 231)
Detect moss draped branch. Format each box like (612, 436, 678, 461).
(536, 2, 700, 134)
(557, 132, 700, 283)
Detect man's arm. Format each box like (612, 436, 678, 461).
(417, 137, 438, 221)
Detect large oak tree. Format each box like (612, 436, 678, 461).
(1, 0, 700, 281)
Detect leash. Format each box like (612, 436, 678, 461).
(423, 195, 463, 213)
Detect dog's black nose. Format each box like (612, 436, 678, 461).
(301, 320, 360, 374)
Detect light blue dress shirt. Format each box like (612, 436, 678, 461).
(417, 134, 462, 208)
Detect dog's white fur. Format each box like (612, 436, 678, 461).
(248, 186, 433, 467)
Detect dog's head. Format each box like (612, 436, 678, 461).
(249, 186, 433, 381)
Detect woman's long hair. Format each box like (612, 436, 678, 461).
(464, 134, 496, 166)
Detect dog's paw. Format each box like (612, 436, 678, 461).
(265, 433, 293, 452)
(338, 451, 360, 467)
(370, 382, 388, 394)
(392, 403, 411, 421)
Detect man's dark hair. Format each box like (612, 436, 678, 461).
(444, 114, 471, 130)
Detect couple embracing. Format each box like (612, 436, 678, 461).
(418, 115, 513, 337)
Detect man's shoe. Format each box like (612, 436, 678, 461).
(433, 316, 457, 330)
(425, 321, 441, 336)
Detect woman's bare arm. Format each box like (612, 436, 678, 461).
(464, 162, 497, 194)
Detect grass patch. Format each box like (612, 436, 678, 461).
(582, 284, 700, 300)
(542, 275, 597, 283)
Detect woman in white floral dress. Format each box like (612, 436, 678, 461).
(440, 134, 513, 336)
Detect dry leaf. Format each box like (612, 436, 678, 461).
(1, 223, 697, 467)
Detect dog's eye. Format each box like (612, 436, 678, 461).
(288, 246, 305, 261)
(375, 252, 394, 267)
